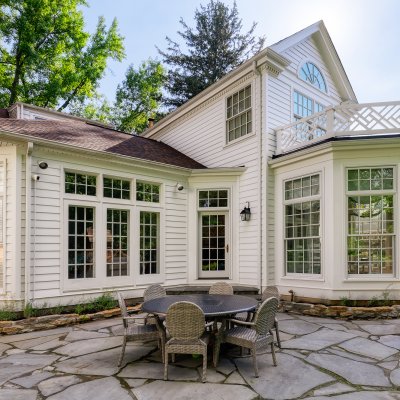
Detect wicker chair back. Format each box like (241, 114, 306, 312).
(261, 286, 280, 303)
(209, 282, 234, 295)
(144, 284, 166, 302)
(166, 301, 205, 340)
(118, 292, 129, 328)
(254, 297, 278, 335)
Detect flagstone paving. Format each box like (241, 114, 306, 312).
(2, 313, 400, 399)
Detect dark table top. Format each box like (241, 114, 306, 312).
(141, 294, 258, 317)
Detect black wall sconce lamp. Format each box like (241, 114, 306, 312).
(240, 201, 251, 221)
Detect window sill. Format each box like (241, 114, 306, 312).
(223, 132, 256, 149)
(281, 275, 324, 282)
(343, 276, 398, 283)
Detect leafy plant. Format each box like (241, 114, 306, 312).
(339, 296, 354, 307)
(74, 293, 117, 315)
(0, 310, 19, 321)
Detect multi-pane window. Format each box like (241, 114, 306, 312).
(299, 62, 327, 92)
(136, 182, 160, 203)
(201, 214, 226, 272)
(106, 209, 129, 277)
(294, 91, 324, 119)
(68, 206, 94, 279)
(140, 211, 159, 275)
(104, 178, 130, 200)
(226, 85, 252, 142)
(347, 168, 394, 275)
(284, 174, 321, 275)
(198, 190, 228, 208)
(65, 172, 96, 196)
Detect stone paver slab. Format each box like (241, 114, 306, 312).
(0, 354, 59, 385)
(119, 361, 199, 381)
(216, 358, 236, 375)
(313, 382, 355, 396)
(306, 392, 400, 399)
(379, 361, 398, 370)
(10, 372, 54, 388)
(328, 348, 376, 363)
(0, 389, 37, 400)
(338, 337, 398, 360)
(0, 327, 71, 344)
(12, 334, 64, 350)
(360, 324, 400, 336)
(201, 368, 225, 383)
(124, 378, 147, 387)
(55, 345, 154, 376)
(0, 343, 11, 356)
(236, 353, 334, 400)
(283, 328, 357, 351)
(47, 377, 132, 400)
(379, 335, 400, 350)
(38, 375, 82, 396)
(54, 336, 122, 357)
(132, 381, 258, 400)
(390, 369, 400, 386)
(32, 339, 68, 351)
(278, 319, 321, 335)
(225, 371, 246, 385)
(306, 353, 391, 387)
(64, 330, 110, 342)
(79, 319, 123, 331)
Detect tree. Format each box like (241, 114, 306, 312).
(158, 0, 265, 108)
(113, 59, 166, 133)
(67, 92, 113, 124)
(0, 0, 125, 110)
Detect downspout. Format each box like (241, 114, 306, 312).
(253, 61, 263, 293)
(25, 142, 33, 306)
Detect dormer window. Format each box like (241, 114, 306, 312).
(299, 62, 327, 92)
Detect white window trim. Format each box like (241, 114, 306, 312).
(293, 90, 325, 121)
(283, 172, 323, 279)
(345, 166, 397, 279)
(135, 179, 164, 207)
(102, 175, 132, 203)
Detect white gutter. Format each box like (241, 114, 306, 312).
(25, 142, 33, 305)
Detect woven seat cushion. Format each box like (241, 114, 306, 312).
(126, 322, 159, 338)
(224, 326, 273, 347)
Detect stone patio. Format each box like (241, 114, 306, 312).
(2, 313, 400, 399)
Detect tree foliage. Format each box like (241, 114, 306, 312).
(113, 59, 166, 133)
(0, 0, 125, 110)
(158, 0, 265, 108)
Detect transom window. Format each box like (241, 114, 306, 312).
(104, 177, 130, 200)
(299, 62, 327, 92)
(136, 182, 160, 203)
(226, 85, 252, 142)
(68, 206, 94, 279)
(106, 209, 129, 277)
(284, 174, 321, 275)
(140, 211, 159, 275)
(65, 172, 96, 196)
(198, 190, 228, 208)
(347, 168, 394, 275)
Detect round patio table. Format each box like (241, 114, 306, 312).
(141, 294, 257, 317)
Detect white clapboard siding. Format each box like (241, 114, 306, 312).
(265, 36, 345, 285)
(149, 75, 262, 286)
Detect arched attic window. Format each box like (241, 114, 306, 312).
(299, 62, 327, 92)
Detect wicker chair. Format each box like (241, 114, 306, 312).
(209, 281, 234, 295)
(214, 297, 278, 377)
(235, 285, 281, 348)
(164, 301, 210, 382)
(117, 292, 164, 366)
(143, 284, 167, 325)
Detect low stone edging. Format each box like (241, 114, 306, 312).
(0, 305, 141, 335)
(282, 301, 400, 319)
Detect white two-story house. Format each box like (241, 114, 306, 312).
(1, 20, 399, 310)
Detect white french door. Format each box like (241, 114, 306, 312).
(198, 212, 229, 278)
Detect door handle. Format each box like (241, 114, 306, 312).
(226, 244, 229, 253)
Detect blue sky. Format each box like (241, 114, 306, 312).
(82, 0, 400, 103)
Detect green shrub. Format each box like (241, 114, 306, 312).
(0, 310, 19, 321)
(74, 293, 117, 315)
(339, 296, 354, 307)
(368, 296, 380, 307)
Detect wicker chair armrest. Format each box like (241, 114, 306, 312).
(228, 318, 255, 327)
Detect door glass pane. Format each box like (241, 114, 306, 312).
(201, 214, 225, 272)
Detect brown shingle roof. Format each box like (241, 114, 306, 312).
(0, 119, 206, 169)
(0, 109, 9, 118)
